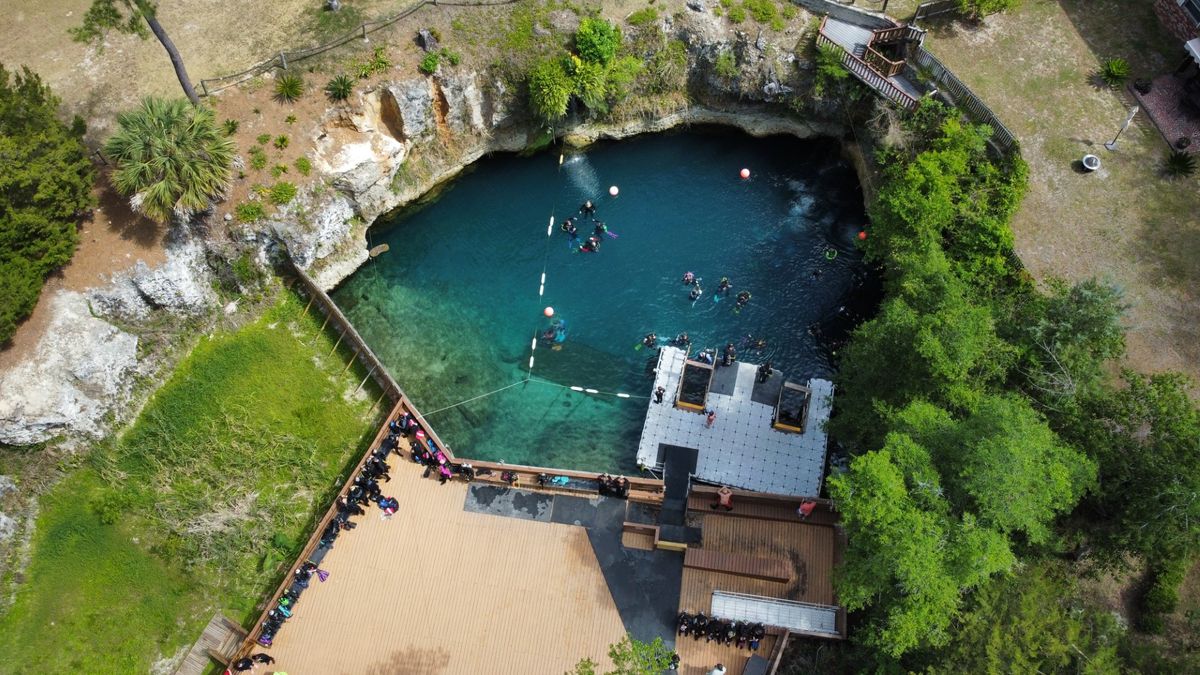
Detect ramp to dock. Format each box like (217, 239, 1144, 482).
(174, 613, 246, 675)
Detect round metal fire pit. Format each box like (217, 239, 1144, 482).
(1082, 154, 1101, 172)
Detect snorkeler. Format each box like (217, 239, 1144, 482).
(718, 277, 732, 295)
(580, 200, 597, 218)
(682, 271, 695, 285)
(579, 236, 601, 253)
(735, 291, 752, 308)
(643, 332, 658, 349)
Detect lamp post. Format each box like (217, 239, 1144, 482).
(1104, 105, 1139, 151)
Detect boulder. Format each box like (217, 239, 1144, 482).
(0, 291, 139, 445)
(417, 29, 439, 53)
(381, 80, 434, 141)
(437, 72, 486, 135)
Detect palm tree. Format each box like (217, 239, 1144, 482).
(105, 98, 235, 223)
(72, 0, 200, 104)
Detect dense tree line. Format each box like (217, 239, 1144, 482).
(828, 101, 1200, 670)
(0, 65, 95, 344)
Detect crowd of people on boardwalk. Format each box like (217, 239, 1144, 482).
(677, 611, 767, 651)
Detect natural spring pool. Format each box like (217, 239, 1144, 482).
(332, 130, 877, 472)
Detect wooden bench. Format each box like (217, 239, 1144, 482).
(683, 548, 791, 582)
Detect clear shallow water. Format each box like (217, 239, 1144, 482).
(333, 130, 875, 472)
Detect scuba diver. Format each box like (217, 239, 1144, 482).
(579, 236, 601, 253)
(735, 291, 752, 311)
(579, 200, 597, 218)
(689, 283, 703, 302)
(673, 332, 690, 348)
(592, 220, 609, 239)
(681, 271, 695, 285)
(642, 332, 658, 349)
(540, 319, 567, 345)
(694, 348, 715, 365)
(722, 342, 737, 367)
(757, 360, 773, 383)
(559, 216, 575, 234)
(717, 277, 732, 295)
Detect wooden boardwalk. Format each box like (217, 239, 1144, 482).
(174, 613, 245, 675)
(255, 458, 628, 674)
(683, 549, 792, 583)
(674, 513, 838, 674)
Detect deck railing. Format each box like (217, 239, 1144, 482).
(912, 0, 960, 23)
(909, 47, 1019, 153)
(871, 24, 926, 45)
(864, 45, 905, 77)
(816, 17, 920, 110)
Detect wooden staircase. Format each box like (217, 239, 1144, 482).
(174, 613, 246, 675)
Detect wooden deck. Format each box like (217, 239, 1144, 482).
(253, 458, 628, 674)
(174, 613, 245, 675)
(683, 549, 792, 583)
(675, 513, 838, 674)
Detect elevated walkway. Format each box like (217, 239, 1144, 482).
(174, 613, 246, 675)
(712, 590, 841, 638)
(816, 15, 926, 110)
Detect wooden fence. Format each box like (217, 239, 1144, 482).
(909, 47, 1019, 153)
(196, 0, 517, 96)
(913, 0, 960, 22)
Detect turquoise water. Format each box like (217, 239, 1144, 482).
(332, 130, 873, 472)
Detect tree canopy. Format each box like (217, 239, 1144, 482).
(72, 0, 200, 103)
(105, 97, 234, 223)
(0, 64, 95, 344)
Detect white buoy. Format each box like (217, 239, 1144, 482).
(544, 306, 554, 317)
(740, 168, 751, 179)
(609, 185, 619, 197)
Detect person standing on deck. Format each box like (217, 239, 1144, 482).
(710, 486, 733, 511)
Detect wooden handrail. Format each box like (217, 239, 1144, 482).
(863, 46, 904, 78)
(816, 27, 919, 110)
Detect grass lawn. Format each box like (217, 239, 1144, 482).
(918, 0, 1200, 386)
(0, 291, 383, 673)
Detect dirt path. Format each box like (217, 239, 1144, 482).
(922, 0, 1200, 385)
(0, 186, 165, 371)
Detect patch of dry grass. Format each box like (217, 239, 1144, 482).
(922, 0, 1200, 387)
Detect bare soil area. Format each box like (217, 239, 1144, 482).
(921, 0, 1200, 386)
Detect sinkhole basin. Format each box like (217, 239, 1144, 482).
(332, 129, 880, 472)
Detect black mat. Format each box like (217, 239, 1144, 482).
(750, 369, 784, 406)
(709, 360, 742, 396)
(463, 485, 683, 648)
(661, 444, 698, 527)
(744, 654, 771, 675)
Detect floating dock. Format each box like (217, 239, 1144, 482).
(635, 347, 833, 496)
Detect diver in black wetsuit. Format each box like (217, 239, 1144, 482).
(580, 200, 597, 218)
(689, 282, 703, 301)
(673, 332, 690, 348)
(579, 236, 600, 253)
(718, 277, 732, 295)
(593, 220, 608, 238)
(757, 361, 773, 383)
(722, 342, 737, 367)
(735, 291, 751, 309)
(642, 332, 658, 349)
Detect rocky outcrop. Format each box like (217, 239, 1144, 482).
(0, 292, 139, 445)
(88, 239, 218, 324)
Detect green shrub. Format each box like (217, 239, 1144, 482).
(235, 202, 265, 222)
(441, 49, 462, 66)
(419, 51, 440, 75)
(568, 55, 609, 113)
(270, 164, 288, 178)
(269, 181, 297, 205)
(294, 156, 312, 176)
(1099, 57, 1130, 87)
(222, 119, 239, 136)
(1144, 558, 1189, 615)
(714, 50, 738, 80)
(274, 73, 305, 103)
(575, 17, 621, 65)
(957, 0, 1020, 18)
(284, 114, 297, 125)
(256, 133, 271, 145)
(230, 252, 259, 286)
(627, 7, 659, 25)
(369, 46, 390, 73)
(727, 5, 747, 22)
(325, 74, 354, 101)
(528, 57, 573, 123)
(1165, 150, 1197, 177)
(0, 65, 94, 344)
(248, 146, 268, 171)
(813, 43, 850, 96)
(273, 135, 289, 150)
(744, 0, 778, 24)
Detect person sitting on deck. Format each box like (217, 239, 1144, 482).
(797, 500, 817, 520)
(694, 349, 714, 365)
(616, 476, 630, 498)
(710, 485, 734, 511)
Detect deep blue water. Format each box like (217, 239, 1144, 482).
(332, 129, 874, 472)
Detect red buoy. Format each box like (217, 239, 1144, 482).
(739, 168, 751, 179)
(858, 231, 867, 241)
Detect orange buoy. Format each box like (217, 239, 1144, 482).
(858, 231, 867, 241)
(544, 306, 555, 317)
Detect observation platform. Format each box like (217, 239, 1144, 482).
(636, 347, 833, 496)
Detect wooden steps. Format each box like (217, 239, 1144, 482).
(174, 613, 246, 675)
(683, 548, 791, 583)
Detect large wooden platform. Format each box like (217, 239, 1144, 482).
(254, 459, 628, 674)
(683, 549, 792, 583)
